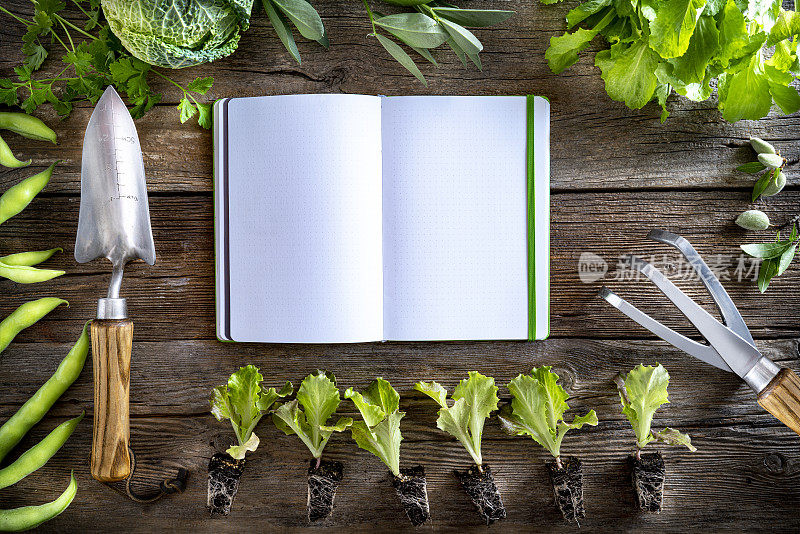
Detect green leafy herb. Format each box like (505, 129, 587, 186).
(0, 2, 215, 128)
(414, 371, 499, 466)
(272, 370, 352, 460)
(361, 0, 514, 84)
(741, 224, 798, 292)
(263, 0, 328, 63)
(614, 364, 695, 452)
(344, 378, 404, 477)
(211, 365, 292, 459)
(538, 0, 800, 122)
(498, 366, 598, 461)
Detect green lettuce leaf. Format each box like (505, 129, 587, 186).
(271, 370, 351, 459)
(615, 363, 694, 451)
(498, 366, 598, 458)
(595, 39, 661, 109)
(415, 372, 499, 466)
(646, 0, 707, 59)
(345, 379, 404, 476)
(210, 365, 292, 459)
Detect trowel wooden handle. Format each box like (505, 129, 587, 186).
(90, 319, 132, 482)
(758, 368, 800, 437)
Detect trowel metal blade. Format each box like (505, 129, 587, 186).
(75, 86, 155, 267)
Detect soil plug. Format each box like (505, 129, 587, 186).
(498, 366, 598, 524)
(208, 365, 292, 516)
(345, 378, 430, 526)
(615, 364, 696, 513)
(415, 372, 506, 524)
(271, 370, 352, 522)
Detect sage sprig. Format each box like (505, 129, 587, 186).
(262, 0, 328, 64)
(362, 0, 514, 85)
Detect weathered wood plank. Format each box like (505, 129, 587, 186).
(1, 416, 799, 532)
(0, 1, 798, 193)
(1, 338, 797, 427)
(1, 192, 798, 341)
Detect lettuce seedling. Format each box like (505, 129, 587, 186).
(499, 366, 598, 523)
(615, 363, 695, 512)
(272, 370, 352, 522)
(345, 378, 429, 526)
(208, 365, 291, 516)
(415, 372, 506, 524)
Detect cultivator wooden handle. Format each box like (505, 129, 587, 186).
(758, 368, 800, 437)
(90, 318, 133, 482)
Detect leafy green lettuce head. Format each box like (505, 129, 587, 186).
(615, 363, 696, 452)
(101, 0, 255, 68)
(499, 366, 598, 459)
(211, 365, 292, 459)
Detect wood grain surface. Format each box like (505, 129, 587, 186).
(2, 0, 800, 531)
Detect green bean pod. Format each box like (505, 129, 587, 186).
(0, 298, 68, 356)
(0, 112, 57, 144)
(0, 472, 77, 532)
(0, 133, 31, 168)
(0, 413, 84, 490)
(0, 161, 58, 225)
(0, 248, 62, 267)
(0, 261, 65, 284)
(0, 321, 89, 463)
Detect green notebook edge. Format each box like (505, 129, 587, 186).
(527, 94, 550, 341)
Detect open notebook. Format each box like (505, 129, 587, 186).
(214, 94, 549, 343)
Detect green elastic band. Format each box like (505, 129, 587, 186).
(526, 95, 535, 341)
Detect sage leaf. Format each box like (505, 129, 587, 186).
(736, 161, 766, 174)
(438, 18, 483, 56)
(374, 34, 427, 86)
(264, 0, 302, 64)
(740, 241, 794, 259)
(375, 13, 448, 49)
(777, 243, 796, 276)
(271, 0, 325, 42)
(758, 257, 778, 292)
(447, 37, 469, 68)
(468, 50, 482, 71)
(432, 8, 515, 27)
(411, 46, 438, 65)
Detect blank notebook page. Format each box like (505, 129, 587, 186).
(381, 96, 529, 341)
(225, 94, 384, 343)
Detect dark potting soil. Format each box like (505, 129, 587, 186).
(631, 451, 665, 512)
(546, 456, 585, 523)
(307, 459, 344, 522)
(392, 465, 431, 526)
(207, 452, 246, 517)
(454, 464, 506, 525)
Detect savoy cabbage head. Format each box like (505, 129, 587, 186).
(102, 0, 255, 68)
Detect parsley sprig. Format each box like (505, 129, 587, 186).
(0, 0, 214, 128)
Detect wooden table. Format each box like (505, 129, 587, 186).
(2, 1, 799, 531)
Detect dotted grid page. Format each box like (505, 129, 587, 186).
(226, 94, 384, 343)
(381, 96, 529, 341)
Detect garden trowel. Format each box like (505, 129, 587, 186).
(75, 86, 156, 482)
